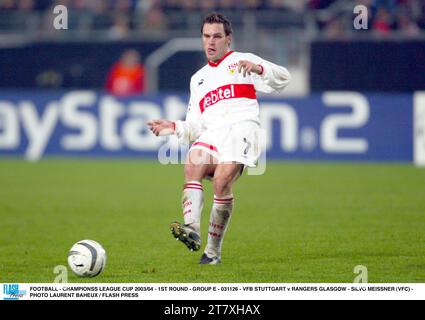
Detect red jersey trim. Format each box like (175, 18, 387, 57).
(199, 83, 257, 113)
(208, 51, 234, 67)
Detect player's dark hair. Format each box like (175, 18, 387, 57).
(201, 12, 233, 36)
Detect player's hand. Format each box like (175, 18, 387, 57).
(238, 60, 263, 77)
(147, 119, 175, 136)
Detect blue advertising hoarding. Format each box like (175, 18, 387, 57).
(0, 90, 415, 162)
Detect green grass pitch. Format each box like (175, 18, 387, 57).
(0, 159, 424, 283)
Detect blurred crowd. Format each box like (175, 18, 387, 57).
(0, 0, 424, 38)
(321, 0, 425, 39)
(0, 0, 327, 12)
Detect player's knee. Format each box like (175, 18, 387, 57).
(184, 164, 198, 180)
(184, 164, 206, 181)
(213, 175, 233, 196)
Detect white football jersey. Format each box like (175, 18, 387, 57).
(175, 51, 291, 142)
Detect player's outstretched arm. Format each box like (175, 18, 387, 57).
(148, 119, 200, 143)
(238, 54, 291, 93)
(237, 60, 263, 77)
(149, 76, 202, 141)
(148, 119, 175, 136)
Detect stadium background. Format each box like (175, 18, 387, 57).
(0, 0, 424, 283)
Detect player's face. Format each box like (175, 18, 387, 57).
(202, 23, 231, 63)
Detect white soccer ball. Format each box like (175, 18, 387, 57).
(68, 240, 107, 278)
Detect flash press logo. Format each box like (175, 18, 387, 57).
(3, 284, 27, 300)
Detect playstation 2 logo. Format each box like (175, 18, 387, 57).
(3, 284, 27, 300)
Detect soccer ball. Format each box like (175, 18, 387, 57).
(68, 240, 107, 277)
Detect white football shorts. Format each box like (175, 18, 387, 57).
(189, 121, 261, 167)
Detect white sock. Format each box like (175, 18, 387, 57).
(182, 181, 204, 234)
(205, 195, 233, 258)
